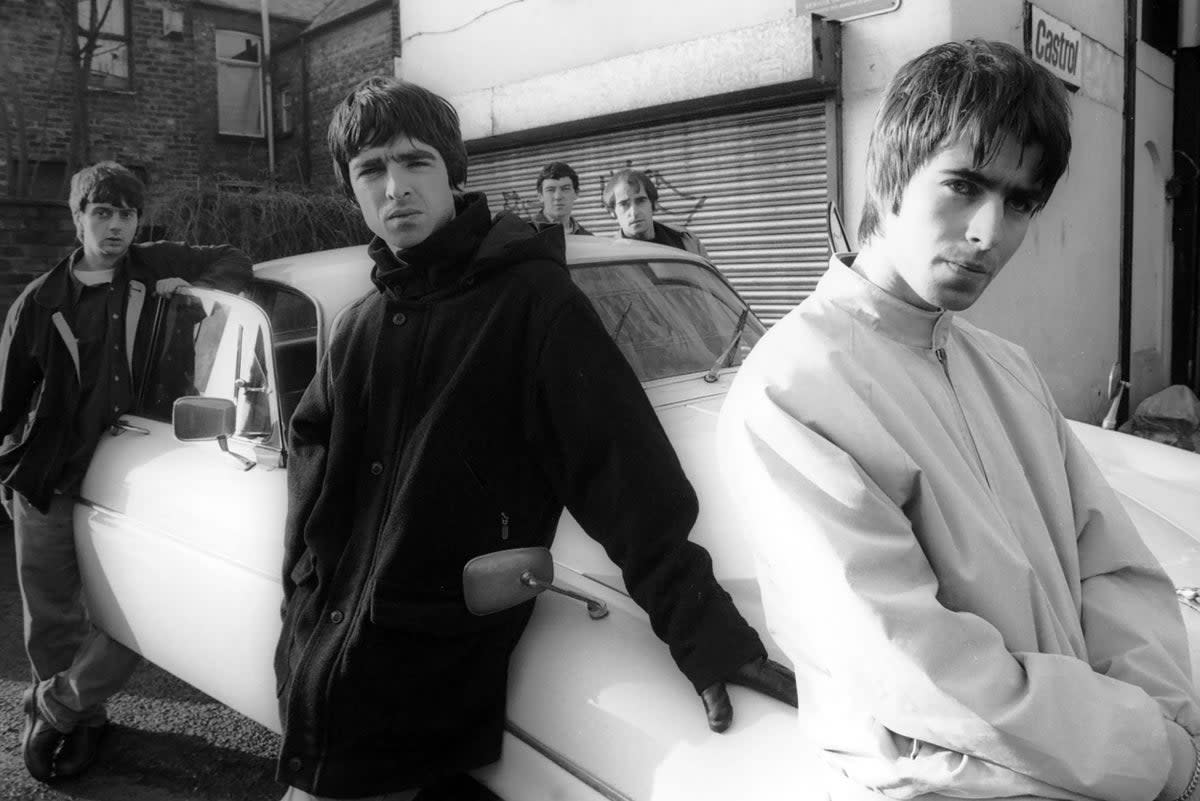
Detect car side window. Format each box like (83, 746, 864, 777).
(136, 289, 283, 449)
(242, 281, 319, 431)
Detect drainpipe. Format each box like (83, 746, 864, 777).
(260, 0, 276, 180)
(1105, 0, 1137, 428)
(1174, 0, 1200, 390)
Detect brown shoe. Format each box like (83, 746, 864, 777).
(20, 686, 63, 782)
(55, 722, 107, 778)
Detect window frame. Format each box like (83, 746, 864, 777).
(215, 29, 266, 138)
(136, 288, 287, 454)
(78, 0, 133, 91)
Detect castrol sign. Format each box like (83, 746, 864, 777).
(1026, 4, 1082, 89)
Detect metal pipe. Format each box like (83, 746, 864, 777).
(260, 0, 275, 180)
(1116, 0, 1137, 425)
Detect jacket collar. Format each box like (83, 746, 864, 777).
(533, 210, 584, 234)
(33, 246, 152, 310)
(816, 253, 955, 350)
(369, 192, 494, 299)
(369, 192, 566, 300)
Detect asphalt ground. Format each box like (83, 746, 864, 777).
(0, 523, 284, 801)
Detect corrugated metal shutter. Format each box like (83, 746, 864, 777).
(466, 103, 831, 324)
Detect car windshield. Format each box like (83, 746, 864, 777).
(570, 259, 765, 382)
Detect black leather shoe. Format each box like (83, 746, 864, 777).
(55, 721, 107, 778)
(20, 686, 63, 782)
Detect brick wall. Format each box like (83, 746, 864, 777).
(274, 6, 392, 191)
(0, 0, 306, 198)
(0, 199, 76, 319)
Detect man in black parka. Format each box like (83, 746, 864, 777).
(273, 77, 795, 801)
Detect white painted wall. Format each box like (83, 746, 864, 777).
(838, 0, 1173, 421)
(399, 0, 795, 95)
(396, 0, 1175, 421)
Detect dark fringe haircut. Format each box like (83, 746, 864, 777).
(602, 168, 659, 212)
(69, 161, 145, 215)
(536, 161, 581, 193)
(859, 39, 1072, 244)
(327, 77, 469, 193)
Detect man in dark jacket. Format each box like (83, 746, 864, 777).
(273, 77, 795, 801)
(1, 161, 253, 782)
(604, 167, 709, 258)
(529, 160, 592, 235)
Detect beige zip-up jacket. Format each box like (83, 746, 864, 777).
(718, 255, 1200, 801)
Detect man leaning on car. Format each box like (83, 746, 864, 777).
(1, 161, 253, 782)
(719, 39, 1200, 801)
(272, 76, 796, 801)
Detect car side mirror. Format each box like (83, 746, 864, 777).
(173, 396, 255, 471)
(173, 396, 235, 440)
(463, 547, 609, 620)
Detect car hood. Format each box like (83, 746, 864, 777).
(1068, 421, 1200, 676)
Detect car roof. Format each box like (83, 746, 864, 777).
(251, 234, 707, 321)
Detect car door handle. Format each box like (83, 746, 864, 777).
(110, 419, 150, 436)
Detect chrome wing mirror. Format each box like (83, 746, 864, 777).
(173, 396, 254, 471)
(463, 547, 609, 620)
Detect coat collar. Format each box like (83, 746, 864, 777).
(368, 192, 492, 299)
(816, 253, 956, 350)
(369, 192, 566, 300)
(33, 246, 150, 310)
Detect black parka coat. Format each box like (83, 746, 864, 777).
(274, 195, 764, 796)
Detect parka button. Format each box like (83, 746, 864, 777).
(391, 312, 407, 326)
(370, 461, 383, 475)
(330, 610, 344, 623)
(287, 756, 302, 772)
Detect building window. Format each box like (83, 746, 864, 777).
(6, 159, 68, 200)
(216, 30, 264, 137)
(277, 87, 295, 135)
(78, 0, 131, 90)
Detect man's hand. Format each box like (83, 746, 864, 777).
(154, 277, 191, 297)
(699, 656, 798, 733)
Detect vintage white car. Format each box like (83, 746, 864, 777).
(75, 235, 1200, 801)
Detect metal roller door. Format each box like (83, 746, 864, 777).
(466, 103, 832, 325)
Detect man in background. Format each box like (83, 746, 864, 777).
(529, 160, 592, 235)
(604, 167, 708, 257)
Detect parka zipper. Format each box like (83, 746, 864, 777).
(500, 512, 510, 540)
(934, 347, 992, 489)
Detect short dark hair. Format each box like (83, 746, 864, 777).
(602, 168, 658, 212)
(536, 161, 580, 194)
(327, 77, 469, 193)
(69, 161, 145, 215)
(859, 39, 1072, 243)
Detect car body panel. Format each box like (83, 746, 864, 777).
(74, 239, 1200, 800)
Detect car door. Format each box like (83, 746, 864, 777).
(75, 287, 290, 733)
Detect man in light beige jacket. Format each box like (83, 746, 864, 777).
(719, 39, 1200, 801)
